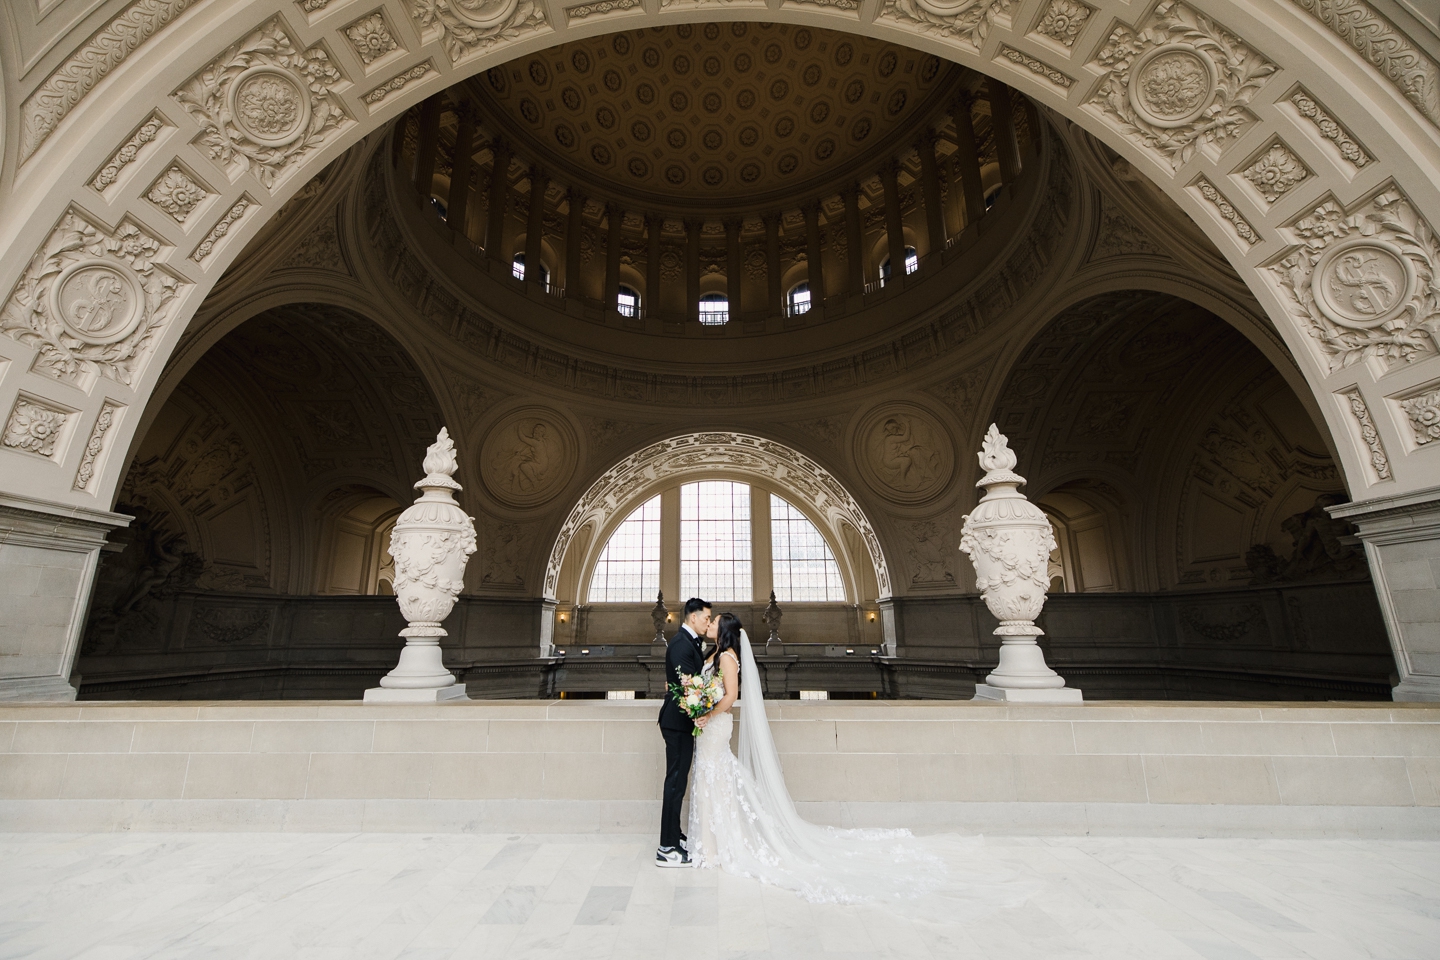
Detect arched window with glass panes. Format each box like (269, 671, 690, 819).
(585, 480, 847, 604)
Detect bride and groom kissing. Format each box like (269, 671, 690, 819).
(653, 597, 1037, 913)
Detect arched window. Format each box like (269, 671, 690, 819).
(698, 293, 729, 326)
(681, 481, 751, 601)
(879, 247, 918, 286)
(588, 495, 661, 601)
(512, 253, 548, 285)
(770, 495, 846, 601)
(786, 281, 811, 316)
(617, 284, 640, 318)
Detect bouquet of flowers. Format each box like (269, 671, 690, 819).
(669, 669, 724, 737)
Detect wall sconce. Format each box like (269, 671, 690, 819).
(558, 612, 567, 623)
(666, 613, 674, 621)
(581, 648, 591, 655)
(867, 611, 877, 622)
(845, 648, 855, 656)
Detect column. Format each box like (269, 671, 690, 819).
(764, 213, 782, 316)
(1330, 491, 1440, 701)
(646, 213, 663, 318)
(843, 185, 864, 295)
(565, 189, 586, 297)
(986, 76, 1022, 184)
(941, 156, 963, 238)
(725, 219, 743, 319)
(685, 218, 702, 323)
(524, 167, 549, 285)
(879, 160, 906, 286)
(411, 95, 442, 197)
(604, 203, 624, 313)
(750, 485, 773, 603)
(660, 487, 681, 603)
(802, 202, 826, 304)
(485, 139, 513, 264)
(1022, 95, 1043, 156)
(917, 130, 946, 253)
(951, 94, 985, 227)
(446, 104, 477, 233)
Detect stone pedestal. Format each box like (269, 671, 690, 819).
(0, 495, 129, 701)
(363, 683, 469, 703)
(1331, 487, 1440, 702)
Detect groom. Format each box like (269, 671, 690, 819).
(656, 597, 710, 867)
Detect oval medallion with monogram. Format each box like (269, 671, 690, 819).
(479, 407, 577, 508)
(1311, 237, 1416, 331)
(229, 65, 311, 147)
(50, 259, 147, 345)
(854, 403, 954, 505)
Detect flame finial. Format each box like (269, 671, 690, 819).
(974, 423, 1025, 493)
(416, 427, 462, 491)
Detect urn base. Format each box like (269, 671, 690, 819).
(973, 683, 1083, 703)
(363, 683, 469, 703)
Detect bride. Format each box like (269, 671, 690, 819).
(685, 612, 1036, 914)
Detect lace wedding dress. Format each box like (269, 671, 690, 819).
(686, 630, 1036, 916)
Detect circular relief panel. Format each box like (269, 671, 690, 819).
(228, 65, 310, 147)
(854, 403, 954, 504)
(1127, 44, 1217, 128)
(447, 0, 520, 29)
(1311, 237, 1417, 331)
(51, 259, 147, 345)
(480, 408, 577, 508)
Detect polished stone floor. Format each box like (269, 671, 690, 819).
(0, 833, 1436, 959)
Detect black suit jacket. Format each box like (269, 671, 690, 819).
(658, 627, 706, 732)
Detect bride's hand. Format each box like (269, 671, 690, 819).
(695, 713, 710, 728)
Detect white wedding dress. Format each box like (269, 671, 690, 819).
(686, 630, 1036, 916)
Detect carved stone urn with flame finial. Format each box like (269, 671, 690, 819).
(959, 424, 1082, 702)
(364, 427, 476, 703)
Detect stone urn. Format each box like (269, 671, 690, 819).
(364, 427, 476, 703)
(958, 424, 1082, 702)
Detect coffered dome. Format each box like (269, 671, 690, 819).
(466, 23, 961, 210)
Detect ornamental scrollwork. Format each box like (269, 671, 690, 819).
(173, 17, 351, 190)
(879, 0, 1012, 50)
(1087, 1, 1275, 170)
(408, 0, 548, 64)
(1271, 188, 1440, 371)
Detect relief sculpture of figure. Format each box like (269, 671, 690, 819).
(878, 417, 939, 489)
(505, 421, 554, 493)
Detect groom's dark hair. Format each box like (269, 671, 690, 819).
(683, 597, 711, 618)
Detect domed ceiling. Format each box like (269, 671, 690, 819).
(465, 22, 962, 210)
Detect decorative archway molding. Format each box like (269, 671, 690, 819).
(544, 431, 893, 601)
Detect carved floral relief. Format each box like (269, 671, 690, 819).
(879, 0, 1012, 49)
(409, 0, 548, 64)
(1398, 388, 1440, 447)
(3, 397, 72, 459)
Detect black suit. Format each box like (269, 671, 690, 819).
(658, 626, 704, 849)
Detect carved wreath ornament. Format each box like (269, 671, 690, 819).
(1087, 2, 1274, 170)
(881, 0, 1011, 49)
(409, 0, 547, 64)
(1271, 189, 1440, 371)
(0, 210, 181, 386)
(173, 18, 349, 189)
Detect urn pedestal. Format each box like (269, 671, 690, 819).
(959, 425, 1082, 704)
(364, 428, 476, 704)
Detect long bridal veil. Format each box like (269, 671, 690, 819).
(729, 628, 1037, 916)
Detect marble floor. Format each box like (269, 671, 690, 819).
(0, 833, 1436, 960)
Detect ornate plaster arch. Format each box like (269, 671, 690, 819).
(544, 432, 892, 601)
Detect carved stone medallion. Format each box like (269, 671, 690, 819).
(229, 65, 312, 147)
(479, 407, 576, 507)
(51, 260, 147, 345)
(449, 0, 520, 28)
(1128, 45, 1216, 128)
(1312, 238, 1416, 331)
(855, 403, 953, 504)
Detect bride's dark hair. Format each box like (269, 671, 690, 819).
(714, 613, 743, 664)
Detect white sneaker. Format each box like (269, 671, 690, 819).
(655, 846, 691, 868)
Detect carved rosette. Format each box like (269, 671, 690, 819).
(1086, 1, 1274, 170)
(389, 427, 478, 636)
(409, 0, 548, 64)
(959, 425, 1056, 632)
(1270, 188, 1440, 371)
(0, 209, 183, 386)
(173, 17, 350, 189)
(879, 0, 1011, 49)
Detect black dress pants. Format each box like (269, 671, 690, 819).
(659, 724, 694, 849)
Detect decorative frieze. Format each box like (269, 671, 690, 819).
(565, 0, 642, 19)
(1271, 188, 1440, 370)
(21, 0, 196, 161)
(408, 0, 548, 64)
(344, 12, 399, 65)
(0, 209, 183, 387)
(1033, 0, 1092, 47)
(146, 166, 210, 222)
(1289, 0, 1440, 128)
(1399, 388, 1440, 447)
(3, 397, 71, 459)
(91, 115, 166, 192)
(997, 46, 1073, 89)
(879, 0, 1013, 50)
(173, 17, 351, 190)
(1087, 2, 1275, 170)
(1342, 389, 1392, 480)
(1194, 177, 1260, 244)
(192, 198, 253, 262)
(1241, 141, 1310, 204)
(1290, 90, 1370, 169)
(74, 402, 122, 491)
(363, 63, 435, 106)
